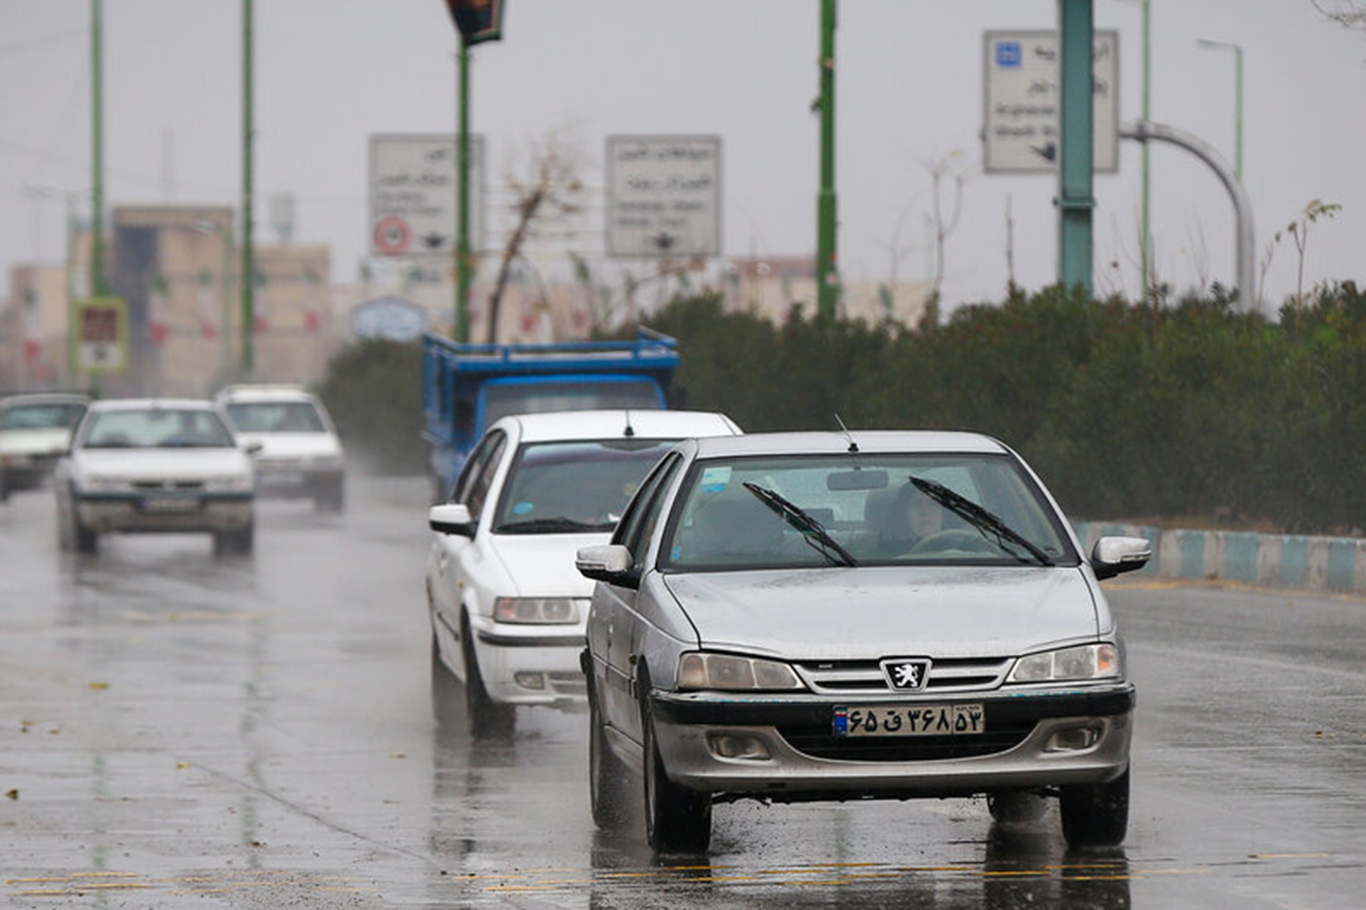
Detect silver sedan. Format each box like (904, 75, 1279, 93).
(577, 430, 1150, 853)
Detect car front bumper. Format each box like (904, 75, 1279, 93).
(75, 492, 254, 534)
(473, 626, 587, 707)
(648, 684, 1134, 801)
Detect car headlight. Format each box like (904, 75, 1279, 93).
(1007, 644, 1120, 683)
(83, 476, 133, 493)
(205, 475, 254, 492)
(676, 652, 805, 692)
(493, 597, 584, 625)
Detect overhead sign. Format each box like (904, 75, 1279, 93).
(350, 296, 428, 341)
(982, 30, 1119, 173)
(606, 135, 722, 258)
(369, 133, 484, 258)
(74, 297, 128, 373)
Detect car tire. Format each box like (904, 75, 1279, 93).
(1060, 768, 1130, 848)
(589, 676, 629, 831)
(213, 524, 254, 557)
(987, 790, 1048, 824)
(462, 615, 514, 739)
(0, 476, 9, 502)
(640, 675, 711, 853)
(72, 508, 98, 555)
(430, 631, 463, 727)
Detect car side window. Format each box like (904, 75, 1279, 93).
(619, 454, 682, 568)
(451, 431, 503, 503)
(464, 433, 508, 520)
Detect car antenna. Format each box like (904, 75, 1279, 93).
(623, 410, 635, 438)
(834, 414, 858, 453)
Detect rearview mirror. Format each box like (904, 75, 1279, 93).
(1091, 536, 1152, 580)
(429, 502, 475, 537)
(576, 544, 638, 587)
(827, 469, 889, 491)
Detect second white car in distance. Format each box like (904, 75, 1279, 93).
(426, 409, 742, 737)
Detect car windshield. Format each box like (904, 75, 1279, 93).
(482, 381, 661, 427)
(660, 453, 1078, 571)
(0, 403, 86, 431)
(80, 408, 236, 449)
(225, 401, 327, 433)
(493, 438, 677, 534)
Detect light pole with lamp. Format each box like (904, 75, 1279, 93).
(1115, 0, 1152, 303)
(1196, 38, 1244, 180)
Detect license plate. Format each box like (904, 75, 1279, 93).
(833, 703, 985, 738)
(141, 497, 200, 513)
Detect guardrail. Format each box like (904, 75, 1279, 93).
(1073, 521, 1366, 595)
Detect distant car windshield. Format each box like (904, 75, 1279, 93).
(493, 438, 676, 534)
(80, 408, 236, 449)
(0, 403, 86, 431)
(660, 453, 1079, 571)
(225, 401, 327, 433)
(482, 380, 661, 427)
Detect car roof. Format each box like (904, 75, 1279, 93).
(0, 392, 90, 409)
(494, 410, 741, 444)
(216, 384, 317, 403)
(86, 398, 219, 412)
(690, 430, 1009, 459)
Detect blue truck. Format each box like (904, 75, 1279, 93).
(421, 330, 681, 501)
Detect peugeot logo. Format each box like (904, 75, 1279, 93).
(881, 658, 932, 692)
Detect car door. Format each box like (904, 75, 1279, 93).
(600, 453, 683, 739)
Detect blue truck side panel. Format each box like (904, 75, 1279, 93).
(421, 331, 680, 498)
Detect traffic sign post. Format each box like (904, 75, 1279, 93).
(982, 29, 1118, 174)
(74, 297, 127, 374)
(368, 134, 484, 259)
(605, 136, 722, 258)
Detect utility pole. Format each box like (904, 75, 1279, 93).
(90, 0, 106, 297)
(1140, 0, 1151, 303)
(241, 0, 255, 376)
(457, 41, 472, 342)
(816, 0, 839, 321)
(1197, 38, 1244, 180)
(1056, 0, 1095, 294)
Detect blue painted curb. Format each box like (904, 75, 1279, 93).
(1071, 521, 1366, 595)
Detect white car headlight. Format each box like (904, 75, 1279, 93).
(676, 652, 805, 692)
(1007, 644, 1120, 684)
(493, 597, 584, 625)
(205, 475, 254, 492)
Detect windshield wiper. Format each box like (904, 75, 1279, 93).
(909, 477, 1055, 567)
(496, 516, 610, 534)
(742, 481, 858, 568)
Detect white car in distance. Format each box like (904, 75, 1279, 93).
(54, 399, 257, 555)
(0, 392, 89, 501)
(217, 385, 345, 512)
(426, 409, 742, 737)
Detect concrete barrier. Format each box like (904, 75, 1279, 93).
(1071, 521, 1366, 595)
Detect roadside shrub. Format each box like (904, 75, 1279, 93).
(314, 339, 424, 475)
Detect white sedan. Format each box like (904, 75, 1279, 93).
(426, 409, 741, 737)
(54, 399, 257, 556)
(0, 393, 89, 501)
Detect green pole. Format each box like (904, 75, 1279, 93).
(816, 0, 838, 321)
(90, 0, 106, 297)
(1056, 0, 1094, 294)
(65, 194, 77, 380)
(241, 0, 254, 376)
(1140, 0, 1151, 303)
(456, 40, 472, 342)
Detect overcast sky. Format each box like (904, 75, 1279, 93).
(2, 0, 1363, 313)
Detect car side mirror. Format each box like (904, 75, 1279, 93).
(242, 441, 264, 456)
(429, 502, 475, 537)
(576, 544, 639, 588)
(1091, 536, 1152, 580)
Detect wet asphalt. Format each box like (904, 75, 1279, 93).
(1, 474, 1363, 908)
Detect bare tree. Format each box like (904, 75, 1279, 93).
(486, 125, 586, 344)
(924, 150, 972, 308)
(1312, 0, 1366, 29)
(1287, 198, 1342, 313)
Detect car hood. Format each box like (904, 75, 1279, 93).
(0, 428, 72, 456)
(235, 432, 342, 460)
(662, 566, 1099, 660)
(487, 531, 613, 598)
(74, 448, 253, 481)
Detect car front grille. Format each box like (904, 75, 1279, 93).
(793, 656, 1012, 695)
(132, 480, 205, 490)
(777, 715, 1034, 763)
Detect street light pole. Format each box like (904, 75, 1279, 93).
(456, 40, 472, 342)
(815, 0, 839, 321)
(90, 0, 106, 297)
(241, 0, 255, 376)
(1197, 38, 1244, 180)
(1056, 0, 1095, 294)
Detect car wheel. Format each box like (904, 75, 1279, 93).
(589, 677, 628, 830)
(640, 677, 711, 853)
(0, 476, 9, 502)
(430, 631, 463, 727)
(73, 508, 98, 555)
(987, 790, 1048, 823)
(1060, 768, 1130, 848)
(462, 615, 514, 739)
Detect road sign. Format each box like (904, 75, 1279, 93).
(606, 135, 722, 258)
(350, 296, 428, 341)
(983, 30, 1119, 173)
(368, 133, 484, 258)
(74, 297, 127, 373)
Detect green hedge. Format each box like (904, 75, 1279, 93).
(647, 283, 1366, 534)
(313, 339, 425, 476)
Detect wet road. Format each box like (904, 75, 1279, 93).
(1, 475, 1363, 908)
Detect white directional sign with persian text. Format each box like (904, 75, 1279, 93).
(606, 136, 722, 257)
(368, 134, 484, 258)
(983, 30, 1119, 174)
